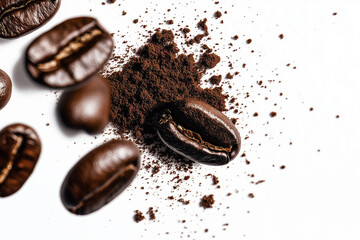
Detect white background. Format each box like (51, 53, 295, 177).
(1, 0, 360, 239)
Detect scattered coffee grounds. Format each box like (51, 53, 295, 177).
(209, 75, 222, 85)
(336, 115, 340, 119)
(280, 165, 286, 170)
(186, 18, 210, 45)
(214, 11, 222, 19)
(200, 194, 215, 209)
(232, 35, 239, 40)
(147, 207, 156, 220)
(133, 19, 139, 24)
(248, 193, 255, 198)
(107, 29, 225, 148)
(253, 112, 259, 117)
(279, 34, 284, 39)
(333, 12, 337, 16)
(134, 210, 145, 222)
(246, 39, 252, 44)
(165, 20, 174, 25)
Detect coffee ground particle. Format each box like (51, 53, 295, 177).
(214, 11, 222, 19)
(279, 34, 284, 39)
(225, 73, 233, 79)
(199, 52, 221, 69)
(209, 75, 222, 85)
(248, 193, 255, 198)
(134, 210, 145, 222)
(200, 194, 215, 209)
(270, 112, 277, 117)
(166, 20, 174, 25)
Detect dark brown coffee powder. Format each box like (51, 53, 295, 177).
(107, 29, 226, 141)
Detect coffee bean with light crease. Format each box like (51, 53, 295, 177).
(26, 17, 113, 88)
(157, 99, 241, 166)
(61, 140, 140, 215)
(0, 0, 60, 38)
(0, 124, 41, 197)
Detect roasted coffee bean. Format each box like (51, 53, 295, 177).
(0, 124, 41, 197)
(0, 0, 60, 38)
(156, 99, 241, 166)
(58, 75, 111, 134)
(0, 69, 12, 110)
(61, 140, 140, 215)
(26, 17, 113, 88)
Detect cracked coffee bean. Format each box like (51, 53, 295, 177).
(0, 0, 60, 38)
(156, 99, 241, 166)
(0, 69, 12, 110)
(61, 140, 140, 215)
(26, 17, 113, 88)
(58, 75, 111, 134)
(0, 124, 41, 197)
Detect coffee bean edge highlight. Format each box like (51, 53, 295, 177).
(156, 99, 241, 166)
(0, 0, 61, 39)
(25, 16, 113, 88)
(0, 123, 41, 197)
(58, 75, 111, 134)
(60, 140, 141, 215)
(0, 69, 12, 110)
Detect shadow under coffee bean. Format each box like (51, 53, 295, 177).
(60, 140, 140, 215)
(26, 17, 113, 88)
(0, 124, 41, 197)
(0, 0, 61, 38)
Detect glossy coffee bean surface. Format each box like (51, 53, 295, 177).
(0, 124, 41, 197)
(0, 0, 60, 38)
(58, 75, 111, 134)
(0, 69, 12, 110)
(26, 17, 113, 88)
(157, 99, 241, 165)
(61, 140, 140, 215)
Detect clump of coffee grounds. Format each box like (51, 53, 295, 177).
(106, 29, 226, 161)
(209, 75, 222, 85)
(147, 207, 156, 220)
(134, 210, 145, 222)
(200, 194, 215, 209)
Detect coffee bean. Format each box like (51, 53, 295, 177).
(58, 75, 111, 134)
(26, 17, 113, 88)
(61, 140, 140, 215)
(0, 69, 12, 110)
(0, 124, 41, 197)
(0, 0, 60, 38)
(156, 99, 241, 165)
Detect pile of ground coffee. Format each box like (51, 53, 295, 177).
(107, 29, 226, 142)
